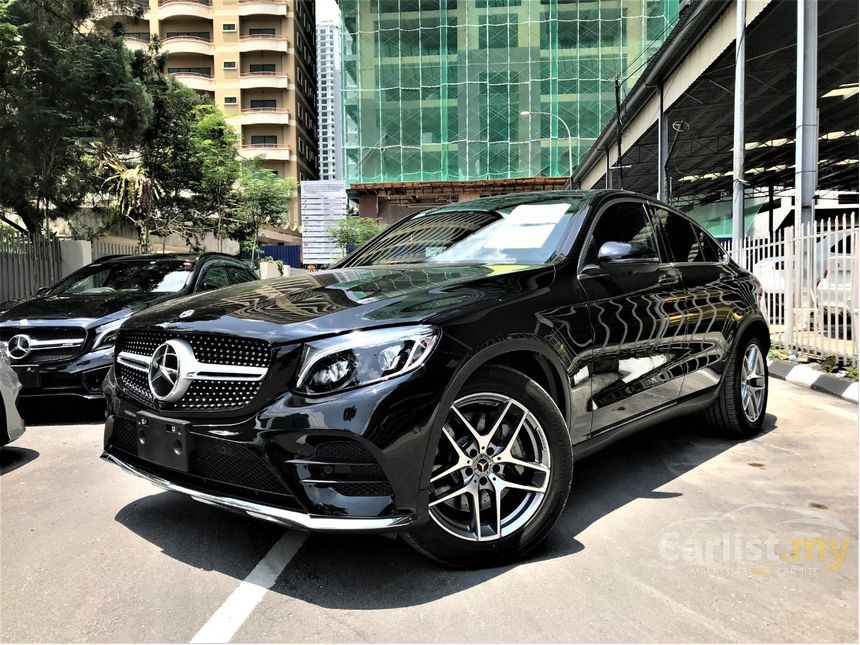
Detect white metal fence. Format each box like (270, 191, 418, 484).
(723, 214, 859, 366)
(0, 233, 62, 303)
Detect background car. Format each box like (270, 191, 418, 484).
(101, 190, 768, 567)
(0, 349, 25, 446)
(0, 253, 258, 402)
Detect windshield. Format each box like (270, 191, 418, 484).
(49, 259, 195, 295)
(342, 198, 584, 267)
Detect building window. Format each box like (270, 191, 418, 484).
(222, 23, 236, 32)
(250, 63, 277, 73)
(250, 99, 277, 109)
(223, 60, 237, 70)
(251, 135, 278, 145)
(166, 31, 210, 40)
(224, 96, 237, 105)
(167, 66, 211, 76)
(249, 27, 276, 36)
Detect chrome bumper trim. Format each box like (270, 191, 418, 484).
(102, 452, 416, 532)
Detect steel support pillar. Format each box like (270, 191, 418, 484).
(795, 0, 818, 227)
(605, 151, 611, 189)
(731, 0, 747, 252)
(657, 84, 669, 202)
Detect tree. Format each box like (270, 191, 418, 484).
(189, 104, 240, 250)
(0, 0, 152, 236)
(231, 163, 297, 265)
(329, 216, 386, 257)
(98, 148, 162, 251)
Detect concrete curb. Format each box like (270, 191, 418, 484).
(767, 358, 859, 404)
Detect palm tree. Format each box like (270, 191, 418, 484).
(98, 149, 162, 252)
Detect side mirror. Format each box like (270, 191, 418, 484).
(596, 241, 659, 273)
(35, 287, 49, 296)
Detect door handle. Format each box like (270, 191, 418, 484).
(658, 274, 679, 286)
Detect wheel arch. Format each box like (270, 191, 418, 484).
(734, 313, 771, 354)
(417, 336, 572, 497)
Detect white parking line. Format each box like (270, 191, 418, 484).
(191, 531, 307, 644)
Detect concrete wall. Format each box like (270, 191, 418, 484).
(57, 240, 93, 279)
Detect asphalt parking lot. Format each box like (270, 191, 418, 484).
(1, 378, 857, 643)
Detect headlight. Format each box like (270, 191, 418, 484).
(92, 318, 126, 350)
(295, 325, 440, 395)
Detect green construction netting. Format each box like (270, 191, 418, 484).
(339, 0, 680, 186)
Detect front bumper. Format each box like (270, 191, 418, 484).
(102, 350, 455, 529)
(102, 452, 416, 532)
(14, 348, 113, 399)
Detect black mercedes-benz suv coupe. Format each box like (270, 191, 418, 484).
(0, 253, 256, 401)
(102, 190, 769, 567)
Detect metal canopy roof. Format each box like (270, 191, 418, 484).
(571, 0, 859, 204)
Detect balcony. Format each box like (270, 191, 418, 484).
(158, 0, 213, 20)
(171, 71, 215, 92)
(241, 108, 291, 126)
(162, 34, 214, 56)
(123, 33, 151, 51)
(239, 72, 289, 89)
(237, 0, 288, 17)
(239, 34, 288, 53)
(241, 144, 291, 161)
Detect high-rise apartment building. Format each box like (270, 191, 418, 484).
(316, 20, 343, 180)
(104, 0, 319, 227)
(339, 0, 680, 219)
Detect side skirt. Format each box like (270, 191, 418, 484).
(571, 387, 720, 460)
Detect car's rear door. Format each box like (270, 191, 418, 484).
(650, 205, 738, 399)
(578, 198, 687, 436)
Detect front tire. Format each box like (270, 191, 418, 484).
(704, 335, 769, 438)
(405, 365, 573, 568)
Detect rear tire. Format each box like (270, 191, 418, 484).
(704, 335, 768, 438)
(405, 365, 573, 568)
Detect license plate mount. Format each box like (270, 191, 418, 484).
(136, 412, 192, 472)
(16, 365, 40, 389)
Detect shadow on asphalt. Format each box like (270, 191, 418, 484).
(16, 398, 106, 426)
(0, 447, 40, 475)
(114, 412, 778, 609)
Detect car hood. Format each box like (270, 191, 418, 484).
(0, 291, 175, 329)
(125, 264, 554, 342)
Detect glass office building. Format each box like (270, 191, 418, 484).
(339, 0, 680, 186)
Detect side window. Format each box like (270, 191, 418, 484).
(653, 208, 701, 262)
(199, 264, 230, 291)
(696, 228, 725, 262)
(226, 265, 256, 284)
(584, 201, 659, 265)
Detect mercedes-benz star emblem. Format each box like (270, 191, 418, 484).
(179, 309, 195, 319)
(148, 339, 194, 402)
(7, 334, 32, 360)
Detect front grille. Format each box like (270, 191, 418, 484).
(118, 329, 269, 367)
(107, 417, 295, 501)
(21, 347, 82, 364)
(1, 326, 86, 364)
(115, 329, 271, 411)
(177, 379, 261, 409)
(117, 363, 154, 405)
